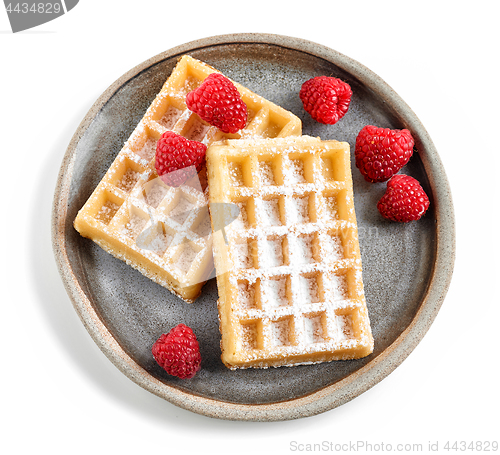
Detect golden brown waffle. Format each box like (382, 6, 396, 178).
(207, 136, 374, 368)
(74, 55, 302, 303)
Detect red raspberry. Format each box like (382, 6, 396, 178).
(377, 175, 430, 222)
(355, 125, 414, 183)
(155, 131, 206, 187)
(299, 76, 352, 125)
(186, 73, 247, 134)
(152, 323, 202, 379)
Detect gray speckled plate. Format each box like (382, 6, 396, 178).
(52, 34, 455, 421)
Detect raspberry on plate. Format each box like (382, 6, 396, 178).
(299, 76, 352, 125)
(377, 174, 430, 222)
(155, 131, 207, 187)
(152, 323, 202, 379)
(355, 125, 414, 183)
(186, 73, 248, 134)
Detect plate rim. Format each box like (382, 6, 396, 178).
(51, 33, 455, 421)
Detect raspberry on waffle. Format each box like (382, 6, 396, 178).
(186, 73, 248, 134)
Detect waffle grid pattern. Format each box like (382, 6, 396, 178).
(207, 136, 374, 368)
(74, 55, 301, 302)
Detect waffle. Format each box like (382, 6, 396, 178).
(206, 136, 374, 368)
(73, 55, 302, 303)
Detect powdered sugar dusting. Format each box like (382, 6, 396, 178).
(303, 315, 325, 343)
(323, 234, 344, 261)
(333, 314, 354, 341)
(241, 323, 258, 350)
(271, 319, 292, 347)
(159, 105, 182, 130)
(259, 161, 275, 185)
(263, 277, 288, 308)
(150, 230, 172, 256)
(123, 213, 147, 239)
(192, 208, 212, 237)
(179, 76, 200, 97)
(228, 162, 245, 187)
(289, 159, 306, 183)
(169, 196, 194, 225)
(185, 119, 210, 142)
(299, 275, 320, 304)
(136, 138, 157, 161)
(262, 237, 285, 267)
(233, 239, 254, 269)
(144, 181, 169, 208)
(237, 281, 258, 309)
(261, 198, 281, 226)
(96, 201, 120, 224)
(230, 201, 249, 231)
(117, 168, 140, 192)
(324, 195, 339, 220)
(174, 243, 198, 273)
(295, 235, 315, 264)
(135, 221, 173, 256)
(331, 274, 348, 300)
(321, 157, 335, 181)
(289, 196, 309, 224)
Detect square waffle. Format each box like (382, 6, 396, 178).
(73, 55, 302, 303)
(206, 136, 374, 368)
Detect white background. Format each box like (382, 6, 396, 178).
(1, 1, 498, 454)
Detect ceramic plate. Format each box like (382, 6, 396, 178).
(52, 34, 455, 421)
